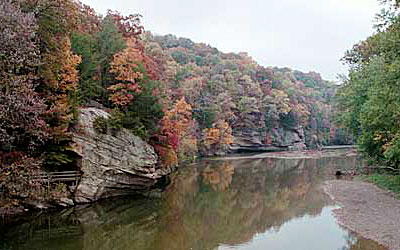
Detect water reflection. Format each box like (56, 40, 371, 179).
(0, 156, 386, 250)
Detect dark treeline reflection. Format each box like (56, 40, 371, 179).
(0, 156, 386, 250)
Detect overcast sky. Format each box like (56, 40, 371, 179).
(80, 0, 381, 80)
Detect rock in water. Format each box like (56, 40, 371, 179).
(72, 108, 170, 203)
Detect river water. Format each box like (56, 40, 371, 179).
(0, 155, 387, 250)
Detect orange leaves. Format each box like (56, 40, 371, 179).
(110, 38, 144, 83)
(107, 38, 143, 107)
(58, 37, 81, 92)
(107, 38, 159, 108)
(41, 36, 81, 92)
(166, 97, 192, 118)
(202, 119, 234, 150)
(159, 97, 192, 148)
(156, 98, 195, 166)
(51, 37, 81, 131)
(107, 83, 141, 107)
(153, 144, 178, 169)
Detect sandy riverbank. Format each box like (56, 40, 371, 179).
(324, 180, 400, 250)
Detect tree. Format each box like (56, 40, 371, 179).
(155, 98, 193, 167)
(336, 6, 400, 168)
(107, 38, 146, 108)
(202, 119, 234, 155)
(95, 15, 126, 104)
(0, 0, 49, 153)
(0, 79, 48, 152)
(0, 0, 40, 89)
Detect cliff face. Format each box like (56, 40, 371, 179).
(72, 108, 171, 203)
(230, 111, 307, 152)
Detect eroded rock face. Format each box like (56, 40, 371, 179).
(72, 108, 170, 203)
(230, 112, 306, 153)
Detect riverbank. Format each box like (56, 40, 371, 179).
(324, 180, 400, 250)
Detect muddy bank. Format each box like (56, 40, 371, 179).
(324, 180, 400, 250)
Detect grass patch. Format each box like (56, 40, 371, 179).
(365, 173, 400, 194)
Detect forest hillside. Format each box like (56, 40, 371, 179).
(0, 0, 350, 197)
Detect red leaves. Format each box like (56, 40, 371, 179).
(107, 10, 144, 38)
(155, 98, 193, 166)
(0, 78, 49, 151)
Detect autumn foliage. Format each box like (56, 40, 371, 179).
(1, 0, 348, 181)
(154, 98, 196, 167)
(202, 120, 234, 154)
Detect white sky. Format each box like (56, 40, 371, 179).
(80, 0, 381, 80)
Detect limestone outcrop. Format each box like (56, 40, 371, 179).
(230, 112, 307, 153)
(72, 108, 170, 203)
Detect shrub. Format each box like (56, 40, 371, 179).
(93, 116, 108, 134)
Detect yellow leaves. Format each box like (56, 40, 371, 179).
(270, 89, 291, 114)
(155, 99, 196, 165)
(293, 103, 310, 125)
(40, 36, 81, 93)
(169, 97, 192, 116)
(178, 136, 198, 160)
(162, 97, 193, 136)
(160, 98, 198, 160)
(202, 119, 234, 148)
(375, 131, 395, 151)
(201, 162, 234, 191)
(203, 128, 221, 146)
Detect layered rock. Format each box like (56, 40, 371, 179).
(72, 108, 170, 203)
(230, 112, 306, 153)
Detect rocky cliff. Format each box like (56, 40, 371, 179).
(72, 108, 171, 203)
(229, 111, 307, 153)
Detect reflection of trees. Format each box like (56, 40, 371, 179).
(201, 162, 234, 191)
(341, 231, 387, 250)
(152, 157, 334, 249)
(1, 209, 84, 250)
(0, 156, 385, 250)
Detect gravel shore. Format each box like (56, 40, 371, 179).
(324, 180, 400, 250)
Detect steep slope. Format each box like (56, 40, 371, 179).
(143, 34, 347, 155)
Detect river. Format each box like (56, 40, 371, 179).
(0, 155, 387, 250)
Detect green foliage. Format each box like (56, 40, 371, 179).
(336, 12, 400, 169)
(93, 111, 123, 136)
(122, 93, 164, 138)
(193, 108, 216, 129)
(71, 32, 101, 103)
(366, 174, 400, 194)
(280, 112, 297, 129)
(93, 116, 108, 134)
(171, 50, 189, 64)
(42, 139, 77, 171)
(71, 15, 126, 106)
(107, 110, 124, 134)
